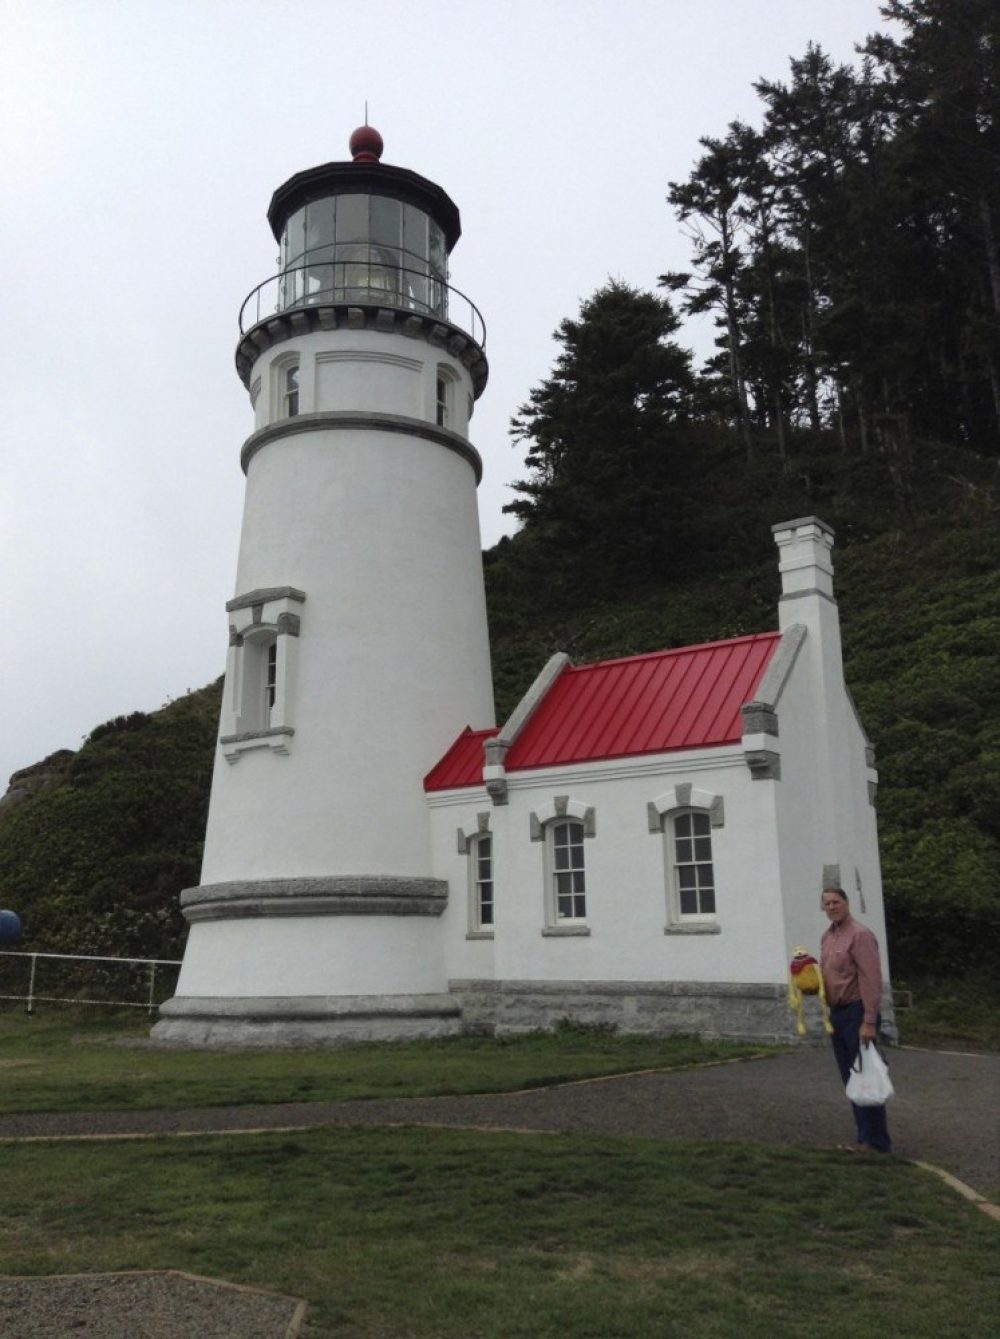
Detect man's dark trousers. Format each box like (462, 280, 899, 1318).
(830, 1000, 892, 1152)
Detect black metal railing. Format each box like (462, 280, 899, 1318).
(239, 262, 486, 347)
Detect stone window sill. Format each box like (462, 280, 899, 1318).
(541, 925, 591, 937)
(664, 922, 721, 935)
(220, 726, 294, 762)
(466, 930, 495, 940)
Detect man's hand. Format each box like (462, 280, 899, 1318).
(860, 1020, 877, 1044)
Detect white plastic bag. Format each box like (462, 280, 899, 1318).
(845, 1043, 895, 1106)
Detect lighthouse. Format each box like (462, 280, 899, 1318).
(154, 127, 495, 1045)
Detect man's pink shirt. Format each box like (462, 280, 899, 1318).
(820, 914, 883, 1025)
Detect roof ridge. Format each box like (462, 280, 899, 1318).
(565, 630, 780, 673)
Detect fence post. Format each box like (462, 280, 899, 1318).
(147, 962, 157, 1016)
(26, 953, 38, 1015)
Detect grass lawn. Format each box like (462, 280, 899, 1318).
(896, 980, 1000, 1052)
(0, 1127, 997, 1338)
(0, 1009, 770, 1115)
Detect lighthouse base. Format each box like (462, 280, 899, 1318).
(150, 993, 463, 1049)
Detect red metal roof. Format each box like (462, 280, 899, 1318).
(424, 632, 780, 791)
(423, 726, 498, 792)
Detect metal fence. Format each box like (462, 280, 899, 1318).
(0, 950, 182, 1016)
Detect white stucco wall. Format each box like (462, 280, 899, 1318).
(772, 596, 889, 976)
(429, 748, 791, 987)
(176, 914, 447, 998)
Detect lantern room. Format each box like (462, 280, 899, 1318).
(267, 126, 461, 323)
(235, 127, 486, 396)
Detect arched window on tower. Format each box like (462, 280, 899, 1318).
(283, 364, 300, 417)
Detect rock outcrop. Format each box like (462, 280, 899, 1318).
(0, 750, 75, 816)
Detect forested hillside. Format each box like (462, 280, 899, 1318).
(1, 0, 997, 989)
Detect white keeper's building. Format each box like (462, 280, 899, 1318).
(153, 129, 891, 1047)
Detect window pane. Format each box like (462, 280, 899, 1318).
(556, 872, 573, 896)
(480, 900, 493, 925)
(676, 838, 692, 863)
(306, 198, 335, 255)
(371, 196, 401, 248)
(678, 867, 696, 889)
(554, 845, 569, 871)
(700, 888, 716, 914)
(336, 194, 368, 243)
(305, 264, 334, 303)
(694, 837, 712, 861)
(680, 888, 698, 916)
(429, 221, 446, 276)
(283, 207, 306, 267)
(692, 812, 711, 835)
(404, 204, 429, 264)
(674, 813, 692, 837)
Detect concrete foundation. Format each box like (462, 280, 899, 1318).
(151, 993, 463, 1048)
(150, 979, 869, 1047)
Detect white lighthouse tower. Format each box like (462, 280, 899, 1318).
(154, 126, 495, 1045)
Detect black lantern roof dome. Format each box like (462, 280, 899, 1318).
(267, 126, 462, 251)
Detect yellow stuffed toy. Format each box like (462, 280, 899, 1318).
(787, 947, 833, 1036)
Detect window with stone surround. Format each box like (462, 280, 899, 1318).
(457, 814, 493, 939)
(669, 810, 716, 919)
(550, 820, 586, 922)
(470, 832, 493, 931)
(220, 587, 305, 762)
(271, 354, 301, 423)
(648, 786, 724, 934)
(530, 796, 596, 936)
(283, 363, 300, 417)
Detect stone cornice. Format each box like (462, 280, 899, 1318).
(235, 302, 488, 397)
(180, 875, 448, 924)
(240, 410, 483, 483)
(226, 587, 306, 613)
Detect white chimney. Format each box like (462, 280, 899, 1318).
(772, 515, 835, 619)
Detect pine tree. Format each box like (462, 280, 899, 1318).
(506, 281, 694, 587)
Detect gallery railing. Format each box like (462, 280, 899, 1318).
(239, 261, 486, 347)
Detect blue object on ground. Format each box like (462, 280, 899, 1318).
(0, 910, 22, 944)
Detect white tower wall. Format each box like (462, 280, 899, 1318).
(200, 331, 493, 884)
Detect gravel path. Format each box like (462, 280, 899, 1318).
(1, 1045, 996, 1337)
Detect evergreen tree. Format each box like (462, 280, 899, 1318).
(663, 132, 755, 459)
(864, 0, 1000, 452)
(506, 281, 694, 587)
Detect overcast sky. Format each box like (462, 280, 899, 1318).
(0, 0, 892, 790)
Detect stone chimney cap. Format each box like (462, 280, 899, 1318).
(771, 516, 835, 539)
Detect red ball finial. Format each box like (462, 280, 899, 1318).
(349, 125, 384, 163)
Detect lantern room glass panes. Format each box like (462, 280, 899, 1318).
(278, 192, 448, 320)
